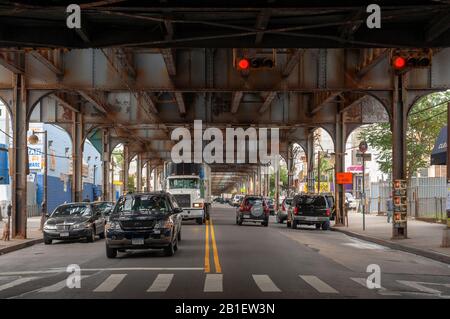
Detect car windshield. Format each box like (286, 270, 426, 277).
(113, 195, 170, 216)
(169, 178, 199, 189)
(93, 202, 112, 213)
(51, 204, 92, 217)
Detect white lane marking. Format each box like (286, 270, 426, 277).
(0, 277, 38, 292)
(204, 274, 223, 292)
(38, 275, 89, 293)
(350, 277, 400, 296)
(0, 270, 65, 276)
(93, 274, 127, 292)
(147, 274, 174, 292)
(343, 238, 388, 250)
(50, 267, 203, 272)
(252, 275, 281, 292)
(299, 275, 339, 294)
(397, 280, 447, 295)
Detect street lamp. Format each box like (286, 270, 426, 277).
(28, 130, 47, 231)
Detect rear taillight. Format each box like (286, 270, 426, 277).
(326, 208, 331, 216)
(293, 207, 299, 215)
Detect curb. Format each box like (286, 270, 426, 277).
(331, 227, 450, 265)
(0, 238, 43, 256)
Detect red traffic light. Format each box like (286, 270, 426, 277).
(238, 58, 250, 70)
(393, 56, 406, 70)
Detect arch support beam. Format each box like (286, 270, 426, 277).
(11, 74, 28, 239)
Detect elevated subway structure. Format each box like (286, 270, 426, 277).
(0, 2, 449, 240)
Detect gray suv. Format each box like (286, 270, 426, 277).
(236, 195, 270, 227)
(287, 194, 334, 230)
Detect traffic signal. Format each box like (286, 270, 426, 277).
(233, 49, 276, 73)
(390, 49, 432, 74)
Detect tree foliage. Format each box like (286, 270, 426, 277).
(359, 90, 450, 179)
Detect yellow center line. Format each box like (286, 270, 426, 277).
(204, 219, 210, 273)
(209, 218, 222, 274)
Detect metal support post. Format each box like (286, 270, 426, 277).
(136, 154, 142, 192)
(307, 131, 315, 193)
(102, 129, 110, 201)
(71, 112, 83, 202)
(123, 144, 129, 193)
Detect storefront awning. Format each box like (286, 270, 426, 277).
(431, 126, 447, 165)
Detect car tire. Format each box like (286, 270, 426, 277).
(196, 218, 204, 225)
(291, 220, 297, 229)
(321, 221, 330, 231)
(106, 246, 117, 258)
(44, 238, 52, 245)
(99, 230, 105, 239)
(315, 223, 321, 229)
(262, 220, 269, 227)
(287, 220, 291, 228)
(177, 229, 181, 242)
(86, 228, 95, 243)
(238, 218, 243, 226)
(164, 241, 175, 256)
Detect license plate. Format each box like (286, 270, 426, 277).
(305, 217, 318, 221)
(132, 238, 144, 245)
(60, 232, 69, 237)
(242, 215, 250, 219)
(153, 229, 160, 234)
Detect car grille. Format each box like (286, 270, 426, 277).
(120, 220, 156, 230)
(173, 194, 191, 208)
(56, 225, 71, 231)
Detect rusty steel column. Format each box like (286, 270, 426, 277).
(275, 160, 280, 211)
(334, 111, 346, 226)
(392, 74, 408, 239)
(146, 163, 151, 192)
(257, 166, 262, 196)
(287, 143, 294, 197)
(71, 112, 83, 202)
(11, 74, 28, 239)
(122, 145, 129, 193)
(101, 129, 110, 202)
(307, 130, 315, 192)
(136, 154, 143, 192)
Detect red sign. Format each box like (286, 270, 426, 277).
(336, 172, 353, 185)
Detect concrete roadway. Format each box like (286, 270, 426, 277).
(0, 204, 449, 299)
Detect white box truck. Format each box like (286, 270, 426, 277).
(164, 162, 211, 224)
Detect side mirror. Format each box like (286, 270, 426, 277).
(173, 207, 183, 214)
(45, 214, 50, 218)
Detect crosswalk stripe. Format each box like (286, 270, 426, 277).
(204, 274, 223, 292)
(93, 274, 127, 292)
(299, 275, 338, 294)
(350, 277, 401, 296)
(252, 275, 281, 292)
(397, 280, 443, 295)
(0, 277, 38, 292)
(147, 274, 174, 292)
(39, 275, 89, 293)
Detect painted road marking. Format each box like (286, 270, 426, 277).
(204, 274, 223, 292)
(38, 275, 89, 293)
(209, 218, 222, 273)
(147, 274, 174, 292)
(299, 275, 338, 294)
(0, 277, 38, 292)
(351, 277, 400, 296)
(343, 238, 389, 250)
(205, 220, 211, 273)
(93, 274, 127, 292)
(397, 280, 449, 295)
(252, 275, 281, 292)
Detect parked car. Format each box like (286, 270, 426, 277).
(236, 195, 269, 226)
(93, 201, 115, 222)
(276, 197, 293, 223)
(345, 192, 357, 210)
(105, 192, 182, 258)
(232, 194, 245, 207)
(287, 194, 334, 230)
(43, 202, 107, 244)
(264, 197, 275, 215)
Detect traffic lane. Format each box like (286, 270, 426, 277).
(209, 205, 382, 298)
(0, 221, 207, 299)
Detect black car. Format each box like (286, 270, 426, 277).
(287, 194, 334, 230)
(43, 202, 107, 244)
(93, 201, 115, 221)
(236, 195, 270, 227)
(105, 192, 183, 258)
(265, 198, 275, 215)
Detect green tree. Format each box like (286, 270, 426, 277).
(269, 166, 288, 196)
(359, 90, 450, 179)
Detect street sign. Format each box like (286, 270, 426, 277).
(359, 141, 368, 153)
(336, 172, 353, 184)
(356, 153, 372, 161)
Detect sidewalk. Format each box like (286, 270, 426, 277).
(0, 217, 43, 255)
(332, 211, 450, 264)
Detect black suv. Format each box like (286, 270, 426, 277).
(287, 194, 334, 230)
(105, 192, 182, 258)
(236, 195, 270, 227)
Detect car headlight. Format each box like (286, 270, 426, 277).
(73, 222, 90, 230)
(107, 221, 121, 230)
(43, 224, 56, 230)
(155, 218, 173, 229)
(193, 202, 204, 208)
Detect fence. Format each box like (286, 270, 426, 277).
(368, 177, 447, 222)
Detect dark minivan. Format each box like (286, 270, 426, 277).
(105, 192, 182, 258)
(287, 194, 334, 230)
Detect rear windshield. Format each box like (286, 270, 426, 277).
(245, 197, 263, 206)
(295, 196, 327, 207)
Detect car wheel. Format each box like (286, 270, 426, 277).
(164, 241, 175, 256)
(99, 230, 105, 239)
(262, 220, 269, 227)
(321, 221, 330, 231)
(291, 220, 297, 229)
(106, 246, 117, 258)
(315, 223, 321, 229)
(44, 238, 52, 245)
(86, 228, 95, 243)
(177, 229, 181, 241)
(286, 219, 291, 228)
(238, 218, 243, 226)
(196, 218, 204, 225)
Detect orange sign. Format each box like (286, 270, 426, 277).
(336, 172, 353, 184)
